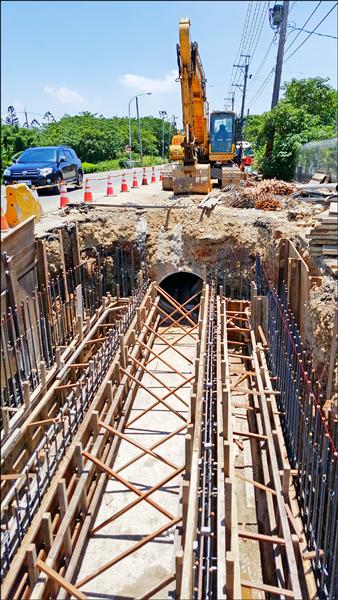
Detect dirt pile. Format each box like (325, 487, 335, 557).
(219, 184, 283, 211)
(255, 178, 297, 195)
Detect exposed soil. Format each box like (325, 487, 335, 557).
(304, 277, 337, 379)
(36, 193, 337, 379)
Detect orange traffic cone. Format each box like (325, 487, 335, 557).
(151, 166, 156, 183)
(142, 167, 148, 185)
(106, 175, 114, 197)
(59, 182, 69, 208)
(84, 179, 93, 202)
(159, 170, 163, 181)
(120, 174, 129, 192)
(132, 171, 139, 188)
(0, 207, 9, 232)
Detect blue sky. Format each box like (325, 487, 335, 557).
(1, 0, 337, 127)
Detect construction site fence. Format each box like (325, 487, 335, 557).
(1, 244, 145, 424)
(295, 138, 338, 183)
(255, 255, 337, 599)
(0, 279, 149, 581)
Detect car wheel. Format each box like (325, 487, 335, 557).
(76, 170, 83, 189)
(53, 175, 63, 195)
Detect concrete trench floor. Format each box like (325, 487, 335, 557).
(76, 326, 197, 599)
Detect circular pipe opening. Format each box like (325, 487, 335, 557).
(159, 271, 203, 323)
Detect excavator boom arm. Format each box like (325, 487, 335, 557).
(177, 17, 209, 163)
(164, 17, 241, 194)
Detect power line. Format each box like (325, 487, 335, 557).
(251, 1, 323, 110)
(231, 1, 270, 111)
(247, 67, 275, 108)
(243, 1, 261, 56)
(237, 1, 254, 59)
(288, 0, 297, 15)
(227, 1, 252, 93)
(250, 35, 276, 84)
(287, 25, 337, 39)
(249, 1, 270, 61)
(283, 69, 336, 75)
(231, 1, 266, 91)
(284, 2, 337, 62)
(283, 0, 322, 55)
(242, 1, 268, 64)
(248, 1, 337, 110)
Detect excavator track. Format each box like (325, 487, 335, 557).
(221, 165, 242, 187)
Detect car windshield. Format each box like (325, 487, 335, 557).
(17, 148, 57, 163)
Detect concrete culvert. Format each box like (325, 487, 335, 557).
(159, 271, 203, 324)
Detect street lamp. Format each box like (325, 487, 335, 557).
(128, 92, 152, 167)
(168, 114, 178, 147)
(159, 110, 168, 159)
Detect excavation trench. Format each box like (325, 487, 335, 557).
(1, 204, 337, 599)
(44, 211, 335, 385)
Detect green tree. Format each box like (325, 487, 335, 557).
(1, 112, 176, 177)
(282, 77, 337, 126)
(244, 77, 337, 180)
(1, 124, 40, 172)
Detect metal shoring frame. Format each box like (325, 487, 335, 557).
(73, 287, 198, 594)
(0, 287, 147, 581)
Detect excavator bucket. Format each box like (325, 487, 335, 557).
(172, 164, 211, 195)
(162, 164, 174, 191)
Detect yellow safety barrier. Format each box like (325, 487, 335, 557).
(6, 184, 43, 228)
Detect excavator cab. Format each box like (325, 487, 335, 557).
(209, 110, 240, 187)
(209, 111, 236, 159)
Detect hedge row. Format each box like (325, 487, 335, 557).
(82, 156, 168, 174)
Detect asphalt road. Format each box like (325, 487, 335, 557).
(1, 165, 164, 214)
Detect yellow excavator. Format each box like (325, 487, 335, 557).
(162, 17, 242, 194)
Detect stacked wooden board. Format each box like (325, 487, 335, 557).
(307, 201, 338, 270)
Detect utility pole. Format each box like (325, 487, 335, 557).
(232, 54, 250, 140)
(135, 96, 143, 166)
(128, 92, 152, 168)
(24, 107, 29, 128)
(223, 92, 235, 112)
(168, 114, 178, 147)
(240, 64, 249, 126)
(159, 110, 168, 159)
(271, 0, 289, 108)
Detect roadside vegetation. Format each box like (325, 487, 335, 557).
(244, 77, 337, 181)
(1, 113, 172, 176)
(1, 78, 336, 181)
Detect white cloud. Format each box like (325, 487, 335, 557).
(43, 85, 85, 105)
(120, 70, 178, 93)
